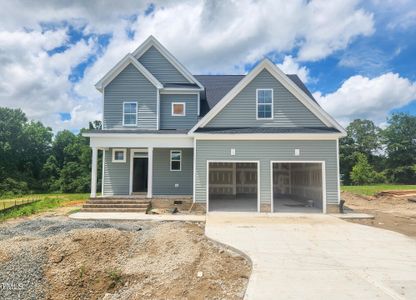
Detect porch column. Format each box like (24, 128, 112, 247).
(147, 147, 153, 198)
(90, 147, 98, 198)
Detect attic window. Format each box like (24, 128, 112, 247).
(256, 89, 273, 119)
(172, 102, 186, 116)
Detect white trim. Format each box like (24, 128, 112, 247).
(160, 88, 202, 94)
(192, 138, 196, 203)
(147, 147, 153, 198)
(101, 149, 105, 196)
(193, 133, 343, 140)
(206, 160, 260, 213)
(129, 148, 148, 195)
(84, 133, 190, 138)
(189, 59, 346, 135)
(89, 135, 193, 148)
(170, 150, 182, 171)
(95, 54, 163, 92)
(156, 89, 160, 130)
(197, 92, 200, 116)
(122, 101, 138, 127)
(171, 102, 186, 116)
(90, 147, 98, 198)
(336, 138, 341, 204)
(256, 88, 274, 120)
(270, 161, 326, 213)
(132, 36, 204, 89)
(112, 148, 126, 163)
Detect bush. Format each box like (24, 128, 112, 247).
(0, 178, 29, 197)
(350, 153, 385, 185)
(385, 165, 416, 184)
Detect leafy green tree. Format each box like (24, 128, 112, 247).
(340, 119, 382, 184)
(52, 130, 77, 169)
(350, 153, 385, 185)
(382, 113, 416, 168)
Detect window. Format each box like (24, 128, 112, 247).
(256, 89, 273, 119)
(112, 149, 126, 163)
(171, 102, 186, 116)
(123, 102, 137, 126)
(170, 150, 182, 171)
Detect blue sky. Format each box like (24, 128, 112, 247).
(0, 0, 415, 131)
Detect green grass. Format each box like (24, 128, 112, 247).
(0, 193, 89, 222)
(342, 185, 416, 196)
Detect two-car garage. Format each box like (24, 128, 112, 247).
(207, 161, 324, 213)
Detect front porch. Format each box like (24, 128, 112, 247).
(89, 145, 194, 200)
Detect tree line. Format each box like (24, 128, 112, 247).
(0, 107, 415, 197)
(341, 114, 416, 185)
(0, 107, 102, 197)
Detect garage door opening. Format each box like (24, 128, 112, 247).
(272, 162, 323, 213)
(208, 162, 258, 212)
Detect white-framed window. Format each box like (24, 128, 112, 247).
(123, 101, 138, 126)
(112, 149, 126, 163)
(171, 102, 186, 116)
(256, 89, 273, 119)
(170, 150, 182, 171)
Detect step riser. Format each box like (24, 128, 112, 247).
(83, 204, 149, 209)
(81, 208, 148, 212)
(87, 200, 150, 205)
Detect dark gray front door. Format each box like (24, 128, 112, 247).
(133, 158, 148, 193)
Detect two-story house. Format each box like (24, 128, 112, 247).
(83, 36, 346, 213)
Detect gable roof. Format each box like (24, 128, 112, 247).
(132, 36, 204, 89)
(95, 54, 163, 92)
(190, 59, 346, 135)
(195, 74, 318, 116)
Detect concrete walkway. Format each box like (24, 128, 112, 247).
(205, 213, 416, 300)
(69, 212, 205, 222)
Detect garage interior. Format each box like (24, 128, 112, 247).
(208, 162, 258, 212)
(272, 162, 323, 213)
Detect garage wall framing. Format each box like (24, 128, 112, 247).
(206, 160, 260, 213)
(270, 160, 326, 213)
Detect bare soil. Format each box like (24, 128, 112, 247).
(0, 216, 250, 300)
(342, 191, 416, 237)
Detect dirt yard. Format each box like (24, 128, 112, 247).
(0, 216, 251, 300)
(342, 190, 416, 237)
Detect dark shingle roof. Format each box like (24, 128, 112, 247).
(163, 83, 200, 88)
(194, 74, 317, 116)
(194, 127, 339, 134)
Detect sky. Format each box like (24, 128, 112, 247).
(0, 0, 415, 132)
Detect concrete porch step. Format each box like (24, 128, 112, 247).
(83, 203, 150, 209)
(81, 207, 148, 213)
(86, 200, 150, 205)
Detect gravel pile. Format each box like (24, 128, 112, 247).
(0, 216, 250, 299)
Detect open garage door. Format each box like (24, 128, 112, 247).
(272, 162, 324, 213)
(208, 162, 259, 212)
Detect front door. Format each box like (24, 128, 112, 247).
(133, 157, 148, 193)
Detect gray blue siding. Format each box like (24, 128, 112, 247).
(138, 46, 190, 84)
(152, 148, 193, 195)
(160, 94, 198, 129)
(206, 69, 325, 128)
(195, 140, 338, 206)
(103, 149, 130, 195)
(103, 63, 157, 130)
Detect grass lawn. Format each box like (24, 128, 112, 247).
(0, 193, 89, 221)
(342, 185, 416, 196)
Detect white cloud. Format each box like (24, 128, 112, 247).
(276, 56, 310, 83)
(0, 0, 376, 131)
(314, 73, 416, 125)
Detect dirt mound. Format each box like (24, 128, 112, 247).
(375, 190, 416, 198)
(0, 217, 250, 300)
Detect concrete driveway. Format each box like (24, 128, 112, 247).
(205, 213, 416, 300)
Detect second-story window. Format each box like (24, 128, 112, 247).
(172, 102, 186, 116)
(123, 102, 137, 126)
(256, 89, 273, 119)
